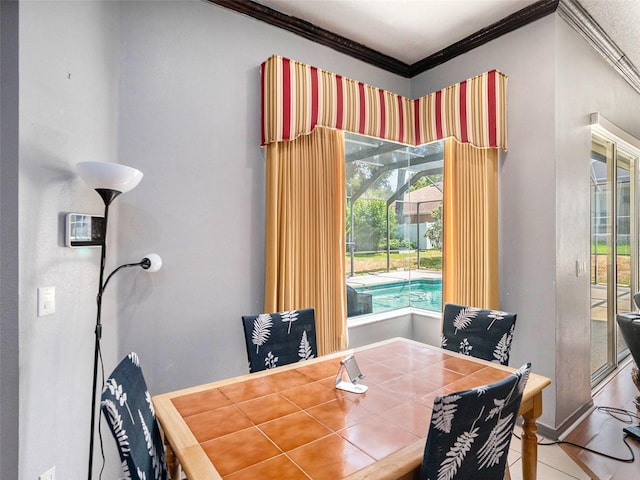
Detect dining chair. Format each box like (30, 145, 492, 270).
(347, 285, 373, 316)
(420, 362, 531, 480)
(634, 291, 640, 310)
(101, 352, 169, 480)
(441, 303, 517, 365)
(241, 307, 317, 372)
(617, 312, 640, 366)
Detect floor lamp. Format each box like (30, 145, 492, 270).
(77, 162, 162, 479)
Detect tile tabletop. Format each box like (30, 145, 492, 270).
(161, 338, 515, 479)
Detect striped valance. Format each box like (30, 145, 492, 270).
(261, 55, 507, 150)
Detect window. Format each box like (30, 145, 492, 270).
(344, 133, 444, 318)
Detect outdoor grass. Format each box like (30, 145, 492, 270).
(591, 242, 631, 255)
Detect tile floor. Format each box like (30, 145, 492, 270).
(508, 426, 590, 480)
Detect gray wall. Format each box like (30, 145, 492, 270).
(114, 0, 409, 391)
(14, 0, 640, 478)
(412, 15, 559, 428)
(554, 16, 640, 429)
(412, 14, 640, 431)
(17, 1, 408, 478)
(348, 312, 442, 349)
(349, 312, 414, 348)
(1, 1, 19, 479)
(19, 1, 124, 478)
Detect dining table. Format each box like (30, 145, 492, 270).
(152, 337, 551, 480)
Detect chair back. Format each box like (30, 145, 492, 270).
(347, 285, 373, 316)
(101, 352, 169, 480)
(441, 303, 517, 365)
(634, 291, 640, 310)
(617, 313, 640, 366)
(420, 362, 531, 480)
(241, 307, 317, 372)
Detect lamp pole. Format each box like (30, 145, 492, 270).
(88, 189, 119, 480)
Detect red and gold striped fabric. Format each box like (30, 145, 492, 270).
(261, 54, 507, 150)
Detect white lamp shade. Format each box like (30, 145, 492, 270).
(77, 161, 143, 193)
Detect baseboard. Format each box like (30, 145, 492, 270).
(533, 400, 596, 441)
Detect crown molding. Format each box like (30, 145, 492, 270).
(208, 0, 412, 77)
(209, 0, 558, 78)
(558, 0, 640, 94)
(410, 0, 559, 75)
(210, 0, 640, 93)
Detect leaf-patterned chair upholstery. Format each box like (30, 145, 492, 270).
(101, 352, 169, 480)
(420, 362, 531, 480)
(241, 307, 318, 373)
(441, 303, 517, 365)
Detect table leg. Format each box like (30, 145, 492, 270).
(164, 438, 180, 480)
(521, 414, 538, 479)
(521, 392, 543, 480)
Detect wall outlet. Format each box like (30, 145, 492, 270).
(38, 466, 55, 480)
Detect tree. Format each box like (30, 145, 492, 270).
(424, 204, 442, 250)
(349, 199, 398, 251)
(409, 174, 443, 192)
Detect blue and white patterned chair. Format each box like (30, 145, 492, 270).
(420, 362, 531, 480)
(241, 307, 318, 373)
(101, 352, 169, 480)
(441, 303, 517, 365)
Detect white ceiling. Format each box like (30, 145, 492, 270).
(579, 0, 640, 72)
(255, 0, 640, 69)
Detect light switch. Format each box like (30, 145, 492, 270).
(37, 287, 55, 316)
(576, 260, 587, 277)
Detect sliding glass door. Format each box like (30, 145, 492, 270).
(590, 133, 638, 384)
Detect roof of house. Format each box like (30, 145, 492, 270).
(398, 182, 443, 217)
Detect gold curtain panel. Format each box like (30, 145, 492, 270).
(264, 127, 348, 355)
(443, 139, 499, 309)
(261, 54, 507, 150)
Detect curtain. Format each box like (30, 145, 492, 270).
(442, 138, 499, 309)
(264, 127, 348, 355)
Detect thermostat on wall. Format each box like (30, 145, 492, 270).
(65, 213, 105, 248)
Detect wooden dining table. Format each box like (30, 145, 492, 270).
(153, 337, 551, 480)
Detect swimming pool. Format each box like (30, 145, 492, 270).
(353, 278, 442, 314)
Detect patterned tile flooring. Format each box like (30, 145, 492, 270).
(508, 426, 591, 480)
